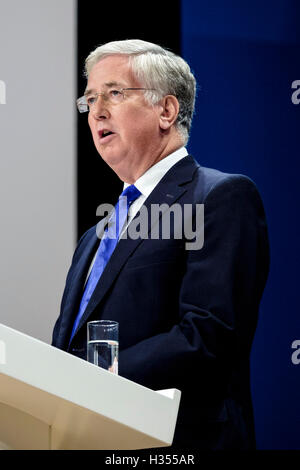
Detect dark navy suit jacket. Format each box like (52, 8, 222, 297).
(52, 155, 269, 449)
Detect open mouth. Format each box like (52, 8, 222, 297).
(98, 129, 115, 141)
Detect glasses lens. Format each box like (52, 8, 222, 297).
(77, 89, 125, 112)
(77, 96, 88, 113)
(108, 89, 124, 104)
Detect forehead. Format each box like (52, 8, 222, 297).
(86, 55, 138, 91)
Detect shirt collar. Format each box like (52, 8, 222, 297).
(123, 147, 188, 197)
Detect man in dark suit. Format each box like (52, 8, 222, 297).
(52, 40, 269, 449)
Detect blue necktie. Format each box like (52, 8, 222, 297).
(69, 184, 141, 343)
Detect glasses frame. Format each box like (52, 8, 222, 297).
(77, 88, 157, 113)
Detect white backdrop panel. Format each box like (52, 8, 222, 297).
(0, 0, 76, 343)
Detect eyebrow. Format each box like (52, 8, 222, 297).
(84, 81, 125, 96)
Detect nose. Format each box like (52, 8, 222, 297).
(91, 94, 110, 120)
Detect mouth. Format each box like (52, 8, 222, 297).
(98, 129, 116, 143)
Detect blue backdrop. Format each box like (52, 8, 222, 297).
(181, 0, 300, 450)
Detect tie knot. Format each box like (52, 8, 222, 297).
(120, 185, 141, 207)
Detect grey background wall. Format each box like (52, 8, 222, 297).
(0, 0, 76, 343)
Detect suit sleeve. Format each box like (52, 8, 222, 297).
(51, 228, 94, 346)
(118, 175, 269, 391)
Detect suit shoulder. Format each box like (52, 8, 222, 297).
(71, 224, 98, 260)
(193, 164, 260, 201)
(77, 224, 97, 246)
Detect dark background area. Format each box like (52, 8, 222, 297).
(76, 0, 300, 449)
(77, 0, 181, 238)
(181, 0, 300, 450)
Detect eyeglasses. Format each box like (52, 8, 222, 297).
(77, 88, 156, 113)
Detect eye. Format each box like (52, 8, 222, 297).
(109, 89, 123, 101)
(86, 95, 96, 105)
(110, 89, 122, 96)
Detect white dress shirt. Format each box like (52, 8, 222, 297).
(122, 146, 188, 230)
(85, 146, 188, 281)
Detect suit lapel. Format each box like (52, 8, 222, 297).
(74, 155, 199, 337)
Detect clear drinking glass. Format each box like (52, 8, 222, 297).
(87, 320, 119, 374)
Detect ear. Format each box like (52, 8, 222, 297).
(159, 95, 180, 131)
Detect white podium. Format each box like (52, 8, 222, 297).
(0, 324, 181, 450)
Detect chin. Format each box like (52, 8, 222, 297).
(98, 149, 124, 170)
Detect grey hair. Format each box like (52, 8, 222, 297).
(84, 39, 197, 145)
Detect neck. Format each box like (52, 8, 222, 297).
(118, 134, 184, 184)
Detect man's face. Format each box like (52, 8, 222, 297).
(87, 55, 163, 182)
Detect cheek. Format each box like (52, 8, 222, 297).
(88, 115, 94, 134)
(133, 119, 158, 145)
(88, 118, 99, 145)
(123, 111, 158, 142)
